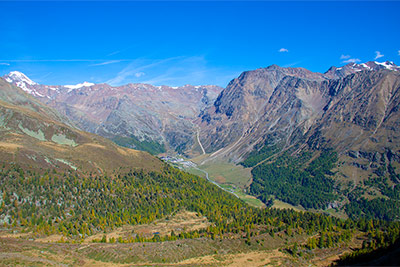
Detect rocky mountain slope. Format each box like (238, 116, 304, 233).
(306, 69, 400, 182)
(3, 71, 222, 155)
(197, 65, 327, 162)
(198, 61, 400, 163)
(0, 77, 162, 173)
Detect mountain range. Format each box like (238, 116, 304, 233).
(3, 71, 222, 155)
(3, 61, 400, 218)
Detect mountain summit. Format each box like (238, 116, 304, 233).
(3, 71, 40, 96)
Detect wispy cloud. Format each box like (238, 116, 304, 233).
(342, 58, 361, 64)
(340, 54, 360, 64)
(135, 72, 145, 78)
(283, 61, 301, 68)
(107, 50, 121, 56)
(0, 63, 10, 66)
(0, 57, 238, 87)
(375, 51, 384, 60)
(0, 59, 96, 62)
(41, 72, 53, 79)
(279, 48, 289, 53)
(106, 56, 239, 87)
(0, 59, 129, 63)
(33, 72, 53, 83)
(398, 50, 400, 56)
(89, 60, 122, 66)
(106, 56, 183, 85)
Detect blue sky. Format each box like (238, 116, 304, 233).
(0, 1, 399, 87)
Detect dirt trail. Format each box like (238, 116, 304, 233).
(197, 129, 206, 155)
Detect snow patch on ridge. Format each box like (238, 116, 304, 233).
(64, 81, 95, 92)
(374, 61, 399, 71)
(16, 81, 33, 94)
(361, 63, 372, 70)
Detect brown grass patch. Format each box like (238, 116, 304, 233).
(79, 143, 107, 150)
(82, 259, 130, 267)
(0, 142, 22, 151)
(40, 141, 68, 152)
(0, 232, 31, 239)
(85, 210, 210, 243)
(272, 199, 305, 212)
(117, 147, 139, 156)
(214, 175, 226, 183)
(133, 210, 210, 237)
(34, 234, 64, 243)
(177, 249, 290, 266)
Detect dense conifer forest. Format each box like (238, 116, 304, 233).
(249, 148, 338, 210)
(1, 161, 400, 264)
(243, 142, 400, 222)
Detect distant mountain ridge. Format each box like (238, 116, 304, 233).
(324, 61, 400, 78)
(4, 61, 397, 156)
(3, 72, 222, 154)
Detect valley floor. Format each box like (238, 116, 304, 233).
(162, 156, 265, 208)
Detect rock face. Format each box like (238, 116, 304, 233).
(198, 62, 400, 171)
(2, 72, 222, 154)
(198, 65, 328, 162)
(306, 70, 400, 179)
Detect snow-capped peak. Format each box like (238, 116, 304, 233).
(64, 81, 95, 91)
(325, 61, 399, 78)
(6, 71, 37, 85)
(373, 61, 399, 71)
(2, 71, 40, 95)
